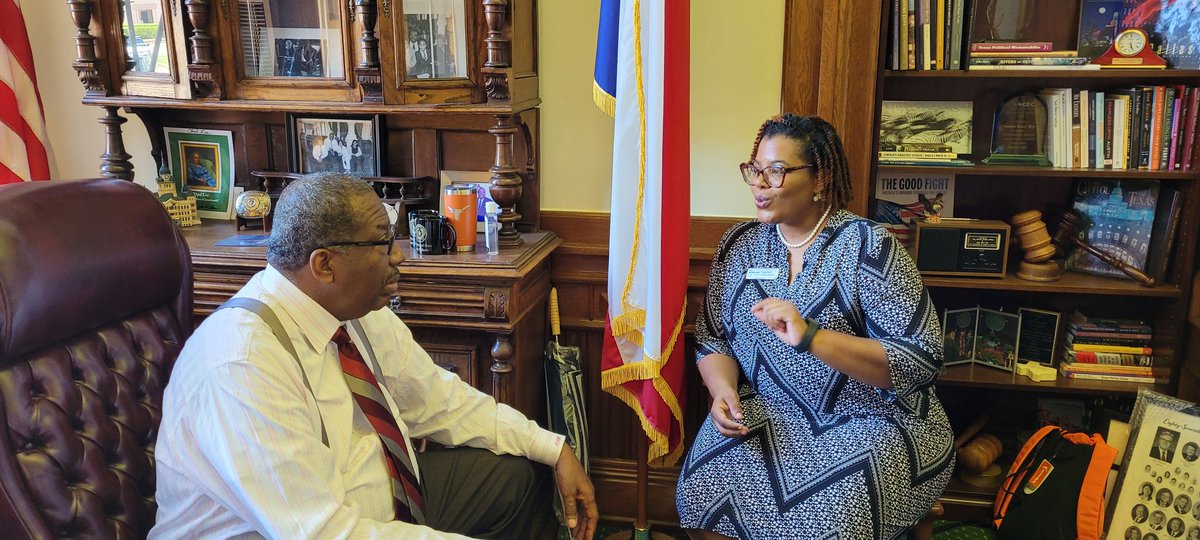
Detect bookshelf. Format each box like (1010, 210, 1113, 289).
(783, 0, 1200, 526)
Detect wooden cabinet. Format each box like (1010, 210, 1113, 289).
(66, 0, 541, 243)
(183, 221, 559, 418)
(782, 0, 1200, 524)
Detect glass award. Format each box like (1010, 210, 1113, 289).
(983, 92, 1051, 166)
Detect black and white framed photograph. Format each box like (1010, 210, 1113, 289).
(274, 38, 324, 77)
(879, 100, 974, 155)
(1107, 389, 1200, 539)
(286, 114, 382, 176)
(404, 0, 468, 79)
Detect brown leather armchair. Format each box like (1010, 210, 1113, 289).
(0, 179, 192, 539)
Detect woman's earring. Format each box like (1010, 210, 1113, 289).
(813, 193, 822, 203)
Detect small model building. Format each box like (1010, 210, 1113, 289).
(156, 165, 201, 227)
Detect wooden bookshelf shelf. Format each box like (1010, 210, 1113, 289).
(884, 69, 1200, 80)
(878, 164, 1200, 180)
(922, 271, 1184, 297)
(938, 363, 1167, 395)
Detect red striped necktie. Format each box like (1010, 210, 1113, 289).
(333, 327, 426, 524)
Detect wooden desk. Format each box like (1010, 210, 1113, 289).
(182, 222, 560, 419)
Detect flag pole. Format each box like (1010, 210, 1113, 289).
(603, 432, 672, 540)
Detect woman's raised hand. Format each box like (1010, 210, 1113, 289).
(752, 298, 807, 347)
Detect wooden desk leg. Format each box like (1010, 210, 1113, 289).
(490, 333, 514, 406)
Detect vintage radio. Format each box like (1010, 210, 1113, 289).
(913, 219, 1010, 278)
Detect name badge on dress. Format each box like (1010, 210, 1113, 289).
(745, 268, 780, 280)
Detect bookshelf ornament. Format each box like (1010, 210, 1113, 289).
(1093, 28, 1167, 69)
(982, 92, 1051, 166)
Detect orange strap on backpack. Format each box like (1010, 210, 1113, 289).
(993, 425, 1118, 540)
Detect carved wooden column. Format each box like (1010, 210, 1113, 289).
(489, 114, 523, 247)
(354, 0, 383, 103)
(99, 107, 134, 181)
(481, 0, 510, 101)
(183, 0, 221, 98)
(67, 0, 107, 97)
(489, 333, 513, 406)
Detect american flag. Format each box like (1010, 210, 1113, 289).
(1, 0, 52, 184)
(883, 199, 929, 246)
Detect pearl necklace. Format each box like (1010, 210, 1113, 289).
(777, 205, 832, 249)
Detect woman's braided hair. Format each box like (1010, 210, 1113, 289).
(749, 114, 852, 211)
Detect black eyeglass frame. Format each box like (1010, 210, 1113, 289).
(739, 161, 816, 188)
(320, 229, 398, 256)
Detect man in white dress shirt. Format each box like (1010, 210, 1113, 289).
(151, 173, 597, 539)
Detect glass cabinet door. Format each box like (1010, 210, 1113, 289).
(238, 0, 346, 79)
(228, 0, 356, 101)
(118, 0, 190, 99)
(402, 0, 467, 80)
(120, 0, 170, 74)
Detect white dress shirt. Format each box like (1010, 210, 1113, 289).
(150, 266, 565, 539)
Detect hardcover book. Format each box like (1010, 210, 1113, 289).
(1076, 0, 1124, 59)
(1119, 0, 1200, 69)
(879, 100, 973, 154)
(872, 172, 955, 247)
(1065, 178, 1160, 279)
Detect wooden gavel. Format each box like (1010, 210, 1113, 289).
(1051, 209, 1156, 287)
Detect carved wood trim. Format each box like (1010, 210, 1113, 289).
(184, 0, 222, 98)
(99, 106, 134, 181)
(354, 0, 383, 102)
(481, 0, 510, 101)
(67, 0, 107, 96)
(489, 114, 523, 247)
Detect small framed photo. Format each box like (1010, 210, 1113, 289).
(286, 114, 382, 177)
(943, 307, 979, 366)
(1106, 389, 1200, 538)
(274, 37, 324, 77)
(974, 308, 1019, 372)
(1017, 307, 1061, 366)
(164, 127, 236, 219)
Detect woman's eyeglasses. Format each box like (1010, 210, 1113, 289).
(739, 162, 815, 188)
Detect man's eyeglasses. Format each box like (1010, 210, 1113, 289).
(321, 229, 398, 256)
(739, 161, 815, 188)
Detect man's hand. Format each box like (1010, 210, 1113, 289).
(554, 445, 598, 540)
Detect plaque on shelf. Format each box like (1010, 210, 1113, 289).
(983, 92, 1052, 166)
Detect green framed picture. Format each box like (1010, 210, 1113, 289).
(164, 127, 236, 219)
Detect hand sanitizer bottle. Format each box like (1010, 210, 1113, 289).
(484, 201, 500, 255)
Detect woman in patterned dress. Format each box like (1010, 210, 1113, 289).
(676, 114, 954, 539)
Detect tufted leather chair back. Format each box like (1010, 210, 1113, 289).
(0, 179, 192, 539)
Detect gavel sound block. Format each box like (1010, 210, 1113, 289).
(1052, 209, 1156, 287)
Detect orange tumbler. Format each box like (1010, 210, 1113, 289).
(443, 185, 477, 252)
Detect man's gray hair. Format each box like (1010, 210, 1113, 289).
(266, 172, 379, 271)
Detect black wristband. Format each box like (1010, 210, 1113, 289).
(794, 317, 820, 353)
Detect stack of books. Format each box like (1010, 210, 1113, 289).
(1059, 312, 1164, 384)
(878, 142, 972, 166)
(966, 42, 1099, 71)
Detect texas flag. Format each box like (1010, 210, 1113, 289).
(595, 0, 689, 467)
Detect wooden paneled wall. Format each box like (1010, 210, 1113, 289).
(541, 211, 741, 524)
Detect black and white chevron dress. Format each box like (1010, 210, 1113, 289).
(676, 211, 955, 539)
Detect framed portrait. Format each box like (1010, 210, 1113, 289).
(286, 114, 382, 177)
(1106, 389, 1200, 540)
(879, 100, 974, 155)
(163, 127, 235, 219)
(403, 0, 468, 80)
(943, 307, 979, 366)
